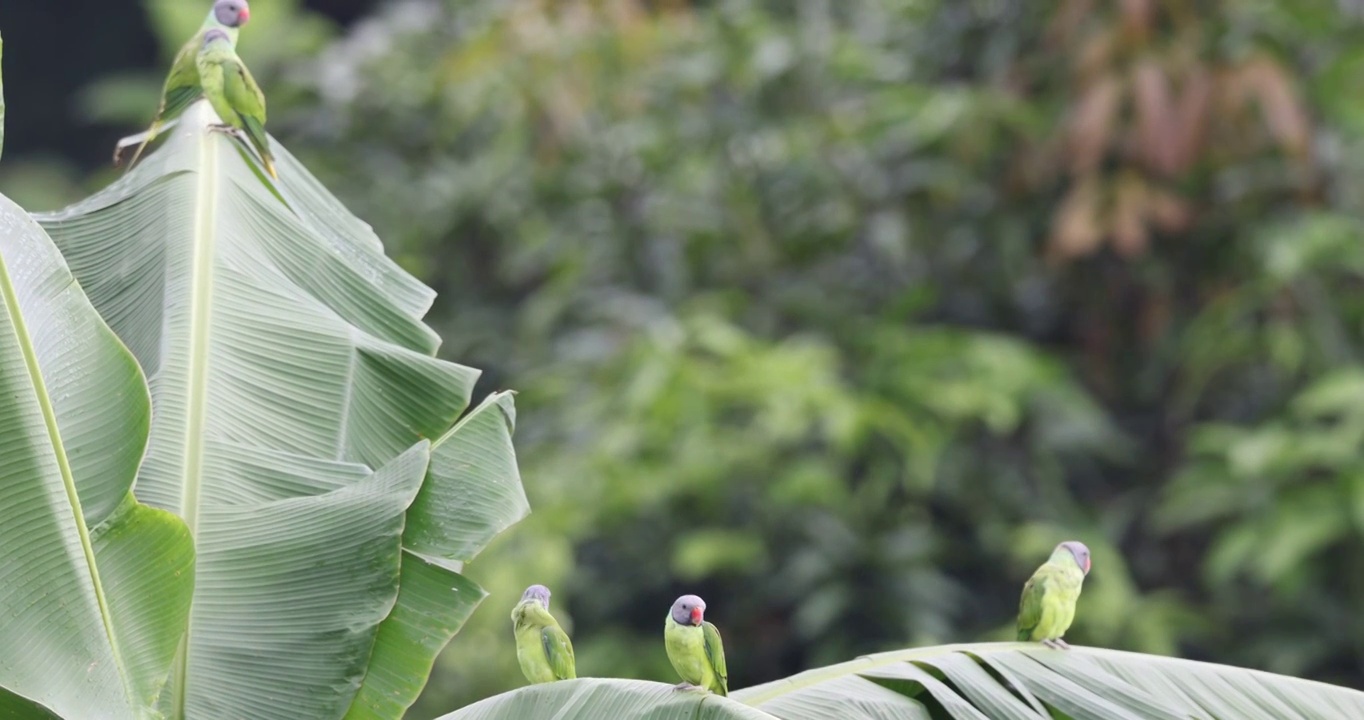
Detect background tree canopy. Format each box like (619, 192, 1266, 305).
(7, 0, 1364, 718)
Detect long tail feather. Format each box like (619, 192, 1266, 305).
(242, 116, 277, 179)
(115, 119, 163, 167)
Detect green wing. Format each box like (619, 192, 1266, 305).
(702, 621, 728, 695)
(1016, 569, 1050, 641)
(157, 13, 240, 123)
(119, 36, 200, 166)
(221, 56, 277, 178)
(222, 56, 266, 124)
(541, 624, 576, 680)
(160, 38, 205, 120)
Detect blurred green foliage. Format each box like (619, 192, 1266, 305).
(22, 0, 1364, 716)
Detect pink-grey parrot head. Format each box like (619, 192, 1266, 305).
(1059, 541, 1091, 575)
(521, 584, 552, 609)
(671, 594, 706, 627)
(214, 0, 250, 27)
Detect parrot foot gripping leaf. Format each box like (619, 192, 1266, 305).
(207, 123, 247, 140)
(208, 122, 279, 183)
(1041, 638, 1071, 650)
(673, 682, 703, 692)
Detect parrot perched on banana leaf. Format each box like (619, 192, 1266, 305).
(118, 0, 251, 167)
(196, 28, 277, 178)
(1016, 540, 1091, 649)
(664, 594, 728, 695)
(511, 585, 576, 684)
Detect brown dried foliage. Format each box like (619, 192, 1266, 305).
(1046, 2, 1310, 261)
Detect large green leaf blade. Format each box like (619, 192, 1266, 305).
(918, 652, 1047, 719)
(1076, 646, 1349, 718)
(438, 679, 780, 720)
(445, 643, 1364, 719)
(754, 675, 933, 720)
(343, 557, 486, 720)
(0, 193, 193, 718)
(37, 102, 524, 718)
(977, 652, 1152, 720)
(861, 663, 989, 720)
(404, 390, 529, 563)
(346, 390, 528, 718)
(181, 442, 431, 720)
(38, 106, 477, 510)
(90, 496, 196, 714)
(0, 687, 60, 720)
(731, 644, 1364, 720)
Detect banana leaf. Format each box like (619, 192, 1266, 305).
(438, 643, 1364, 719)
(36, 101, 528, 719)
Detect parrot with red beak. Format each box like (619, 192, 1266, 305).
(117, 0, 251, 167)
(1016, 540, 1092, 649)
(664, 594, 728, 695)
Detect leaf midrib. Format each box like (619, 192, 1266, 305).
(170, 100, 222, 720)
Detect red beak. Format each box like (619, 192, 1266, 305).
(240, 8, 251, 23)
(690, 607, 703, 625)
(1084, 558, 1092, 574)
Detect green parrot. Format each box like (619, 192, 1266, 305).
(196, 28, 278, 178)
(1016, 540, 1092, 649)
(511, 584, 576, 684)
(664, 594, 728, 695)
(118, 0, 251, 167)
